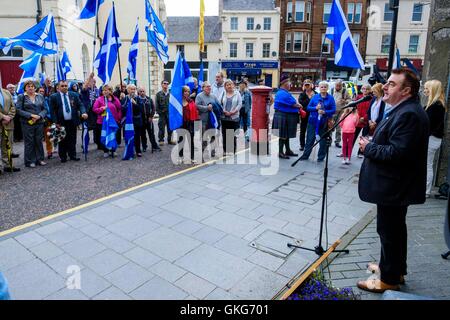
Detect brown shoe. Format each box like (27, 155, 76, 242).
(357, 279, 400, 293)
(366, 262, 405, 284)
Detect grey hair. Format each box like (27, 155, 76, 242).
(126, 84, 137, 90)
(335, 79, 343, 85)
(201, 81, 211, 88)
(319, 81, 329, 88)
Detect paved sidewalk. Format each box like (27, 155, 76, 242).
(0, 140, 375, 300)
(328, 197, 450, 300)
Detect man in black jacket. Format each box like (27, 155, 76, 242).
(50, 80, 88, 163)
(357, 68, 430, 293)
(137, 87, 161, 152)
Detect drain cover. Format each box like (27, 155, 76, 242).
(250, 230, 302, 259)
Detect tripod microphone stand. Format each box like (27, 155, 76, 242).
(287, 101, 364, 256)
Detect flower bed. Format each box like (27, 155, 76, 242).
(287, 271, 360, 300)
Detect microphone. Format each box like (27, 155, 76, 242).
(341, 95, 372, 109)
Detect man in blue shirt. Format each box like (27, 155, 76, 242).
(299, 81, 336, 162)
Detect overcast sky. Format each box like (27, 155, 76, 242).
(165, 0, 219, 16)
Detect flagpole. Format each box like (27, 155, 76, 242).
(315, 34, 327, 81)
(92, 0, 100, 73)
(146, 41, 152, 96)
(112, 1, 124, 89)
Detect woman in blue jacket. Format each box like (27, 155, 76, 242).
(272, 74, 302, 159)
(299, 81, 336, 162)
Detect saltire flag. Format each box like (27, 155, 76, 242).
(127, 21, 139, 82)
(168, 50, 184, 131)
(56, 52, 65, 82)
(100, 104, 119, 151)
(198, 59, 204, 93)
(393, 47, 401, 69)
(39, 72, 46, 87)
(60, 50, 73, 76)
(82, 121, 90, 160)
(402, 58, 419, 76)
(199, 0, 205, 53)
(94, 5, 121, 84)
(145, 0, 169, 64)
(17, 52, 42, 94)
(182, 55, 195, 92)
(209, 111, 219, 129)
(325, 0, 364, 69)
(79, 0, 105, 20)
(0, 13, 58, 56)
(122, 98, 135, 160)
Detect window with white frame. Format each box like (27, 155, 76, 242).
(409, 35, 419, 53)
(347, 3, 355, 23)
(322, 34, 331, 53)
(295, 1, 305, 22)
(246, 43, 254, 58)
(247, 17, 254, 30)
(264, 17, 271, 30)
(287, 1, 293, 22)
(412, 3, 423, 22)
(306, 2, 312, 22)
(263, 43, 271, 58)
(294, 32, 303, 52)
(355, 3, 362, 23)
(304, 32, 310, 53)
(384, 3, 394, 21)
(353, 33, 360, 49)
(381, 34, 391, 53)
(285, 32, 292, 52)
(230, 42, 238, 58)
(230, 17, 238, 30)
(323, 3, 332, 23)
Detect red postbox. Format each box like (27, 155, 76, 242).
(249, 86, 272, 155)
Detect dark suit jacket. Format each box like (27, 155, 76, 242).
(358, 97, 430, 206)
(367, 97, 386, 124)
(50, 92, 86, 126)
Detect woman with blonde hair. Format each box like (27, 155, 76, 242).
(219, 79, 242, 155)
(423, 79, 446, 197)
(366, 83, 386, 137)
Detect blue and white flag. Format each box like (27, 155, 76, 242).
(198, 59, 204, 94)
(168, 50, 184, 131)
(402, 58, 419, 76)
(182, 55, 195, 92)
(17, 52, 42, 94)
(101, 104, 119, 151)
(127, 21, 139, 82)
(209, 111, 219, 129)
(393, 47, 401, 69)
(56, 53, 65, 82)
(325, 0, 364, 69)
(39, 72, 46, 87)
(94, 6, 121, 84)
(0, 13, 58, 56)
(82, 121, 90, 160)
(145, 0, 169, 64)
(122, 98, 135, 160)
(60, 50, 73, 76)
(79, 0, 104, 20)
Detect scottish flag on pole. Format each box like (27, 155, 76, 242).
(17, 52, 42, 94)
(198, 59, 204, 94)
(101, 105, 119, 151)
(145, 0, 169, 64)
(79, 0, 105, 19)
(182, 55, 195, 92)
(123, 98, 135, 160)
(127, 21, 139, 82)
(168, 51, 184, 131)
(56, 52, 66, 82)
(94, 6, 121, 84)
(60, 50, 73, 76)
(325, 0, 364, 69)
(393, 47, 401, 69)
(0, 13, 58, 56)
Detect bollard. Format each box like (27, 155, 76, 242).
(249, 85, 272, 155)
(0, 272, 11, 300)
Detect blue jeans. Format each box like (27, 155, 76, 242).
(301, 122, 328, 161)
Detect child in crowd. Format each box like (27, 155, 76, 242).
(339, 108, 359, 165)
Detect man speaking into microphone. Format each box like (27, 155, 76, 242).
(357, 68, 429, 293)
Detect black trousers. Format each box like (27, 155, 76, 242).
(377, 204, 408, 285)
(178, 122, 195, 160)
(94, 123, 108, 152)
(221, 120, 239, 154)
(59, 120, 77, 160)
(299, 115, 308, 148)
(142, 120, 159, 151)
(134, 125, 142, 154)
(13, 116, 23, 142)
(158, 112, 172, 142)
(239, 109, 249, 133)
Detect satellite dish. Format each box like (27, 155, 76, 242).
(256, 24, 261, 30)
(272, 51, 277, 57)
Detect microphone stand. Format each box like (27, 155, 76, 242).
(287, 102, 361, 256)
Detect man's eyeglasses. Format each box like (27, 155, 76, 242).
(163, 82, 169, 85)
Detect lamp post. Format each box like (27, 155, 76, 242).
(387, 0, 399, 77)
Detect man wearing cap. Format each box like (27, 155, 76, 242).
(272, 74, 302, 159)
